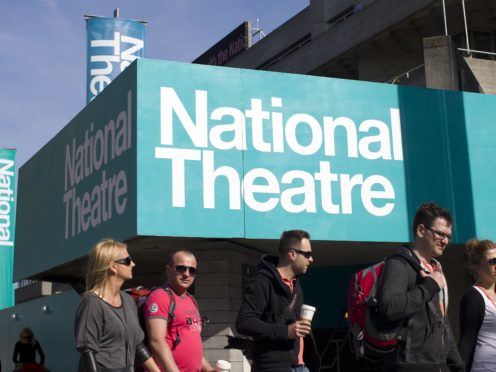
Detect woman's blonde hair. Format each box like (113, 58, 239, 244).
(466, 238, 496, 279)
(19, 327, 36, 347)
(86, 238, 127, 297)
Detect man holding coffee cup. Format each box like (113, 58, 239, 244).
(236, 230, 321, 372)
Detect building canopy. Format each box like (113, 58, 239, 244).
(15, 58, 496, 280)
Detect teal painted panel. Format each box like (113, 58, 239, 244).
(463, 93, 496, 239)
(15, 65, 138, 281)
(135, 59, 409, 241)
(241, 72, 407, 240)
(136, 60, 245, 237)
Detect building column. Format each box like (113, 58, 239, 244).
(195, 243, 261, 372)
(423, 35, 460, 91)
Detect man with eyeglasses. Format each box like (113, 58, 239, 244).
(377, 202, 465, 372)
(236, 230, 321, 372)
(142, 250, 214, 372)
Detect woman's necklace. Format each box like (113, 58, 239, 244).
(94, 291, 122, 307)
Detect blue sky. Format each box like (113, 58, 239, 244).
(0, 0, 308, 167)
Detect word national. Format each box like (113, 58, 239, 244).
(155, 87, 404, 217)
(63, 91, 132, 239)
(0, 158, 15, 246)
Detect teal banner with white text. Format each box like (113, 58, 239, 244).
(0, 147, 16, 309)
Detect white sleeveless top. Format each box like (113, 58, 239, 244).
(471, 286, 496, 371)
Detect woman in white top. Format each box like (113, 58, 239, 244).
(458, 239, 496, 372)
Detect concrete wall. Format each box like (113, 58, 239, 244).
(358, 54, 426, 86)
(423, 36, 460, 91)
(424, 35, 483, 93)
(196, 245, 261, 372)
(464, 57, 496, 95)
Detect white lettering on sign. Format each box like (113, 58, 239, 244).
(63, 91, 132, 239)
(155, 87, 404, 216)
(0, 158, 15, 246)
(89, 32, 144, 101)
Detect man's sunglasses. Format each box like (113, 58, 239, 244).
(175, 265, 197, 276)
(291, 248, 313, 259)
(114, 256, 133, 266)
(488, 258, 496, 266)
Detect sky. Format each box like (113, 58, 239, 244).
(0, 0, 309, 168)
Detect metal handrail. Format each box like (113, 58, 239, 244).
(385, 64, 425, 84)
(458, 48, 496, 57)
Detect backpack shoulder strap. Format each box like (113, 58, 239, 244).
(186, 292, 199, 310)
(387, 247, 424, 273)
(162, 285, 176, 323)
(162, 285, 181, 349)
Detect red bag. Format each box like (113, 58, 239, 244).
(347, 249, 421, 361)
(15, 363, 45, 372)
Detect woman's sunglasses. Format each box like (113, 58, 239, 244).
(114, 256, 133, 266)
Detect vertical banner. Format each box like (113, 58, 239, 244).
(86, 16, 146, 103)
(0, 148, 16, 309)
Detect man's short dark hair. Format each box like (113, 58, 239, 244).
(278, 230, 310, 255)
(412, 202, 452, 238)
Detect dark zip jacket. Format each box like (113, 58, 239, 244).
(236, 255, 320, 372)
(377, 246, 465, 372)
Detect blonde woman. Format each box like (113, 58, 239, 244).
(75, 239, 159, 372)
(13, 327, 45, 368)
(459, 239, 496, 371)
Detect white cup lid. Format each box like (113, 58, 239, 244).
(216, 360, 231, 369)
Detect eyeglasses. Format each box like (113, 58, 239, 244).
(114, 256, 133, 266)
(175, 265, 197, 276)
(291, 248, 313, 259)
(487, 258, 496, 266)
(425, 226, 451, 241)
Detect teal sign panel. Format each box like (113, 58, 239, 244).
(15, 66, 138, 281)
(0, 148, 16, 308)
(136, 59, 408, 241)
(135, 59, 496, 242)
(463, 93, 496, 238)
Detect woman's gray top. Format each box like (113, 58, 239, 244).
(75, 291, 144, 371)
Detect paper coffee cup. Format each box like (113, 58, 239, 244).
(300, 304, 316, 323)
(216, 359, 231, 372)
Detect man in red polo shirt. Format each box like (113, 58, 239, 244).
(143, 250, 214, 372)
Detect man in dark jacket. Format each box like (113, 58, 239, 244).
(236, 230, 320, 372)
(377, 202, 465, 372)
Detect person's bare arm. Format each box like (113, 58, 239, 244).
(201, 356, 214, 372)
(146, 317, 179, 372)
(142, 356, 161, 372)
